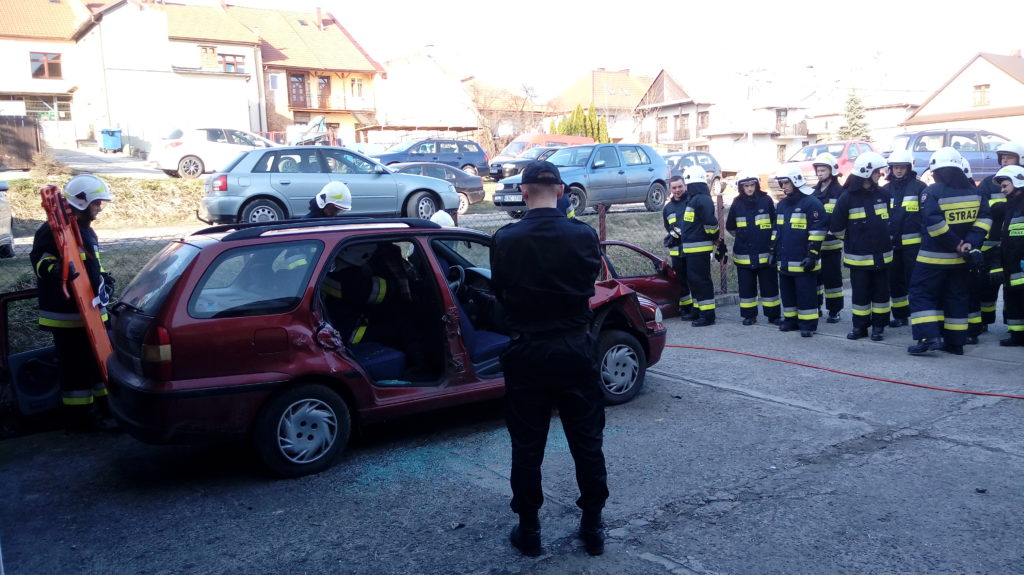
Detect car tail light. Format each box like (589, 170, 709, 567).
(166, 141, 183, 149)
(211, 174, 227, 192)
(142, 324, 173, 381)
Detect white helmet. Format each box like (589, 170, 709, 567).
(316, 181, 352, 211)
(682, 165, 707, 185)
(928, 147, 963, 171)
(993, 165, 1024, 189)
(429, 211, 455, 227)
(996, 141, 1024, 162)
(736, 172, 759, 186)
(63, 174, 113, 211)
(337, 243, 376, 267)
(775, 164, 813, 195)
(960, 157, 973, 180)
(812, 152, 840, 177)
(887, 150, 914, 166)
(852, 152, 887, 178)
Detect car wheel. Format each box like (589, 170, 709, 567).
(461, 164, 478, 176)
(405, 191, 438, 219)
(241, 199, 285, 223)
(597, 329, 646, 405)
(161, 169, 179, 177)
(253, 383, 351, 477)
(709, 177, 722, 195)
(177, 155, 205, 179)
(644, 182, 666, 212)
(457, 192, 470, 215)
(568, 185, 588, 214)
(0, 243, 13, 259)
(509, 210, 525, 219)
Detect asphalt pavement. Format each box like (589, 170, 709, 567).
(1, 297, 1022, 575)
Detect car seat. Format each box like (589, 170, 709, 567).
(348, 341, 406, 381)
(436, 255, 509, 373)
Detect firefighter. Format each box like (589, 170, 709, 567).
(907, 147, 991, 355)
(974, 142, 1023, 339)
(882, 150, 926, 327)
(992, 164, 1024, 346)
(773, 164, 827, 337)
(304, 181, 353, 218)
(811, 152, 846, 323)
(662, 175, 694, 320)
(831, 152, 892, 341)
(677, 165, 721, 327)
(30, 174, 116, 431)
(725, 173, 780, 325)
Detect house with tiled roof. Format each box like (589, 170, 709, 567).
(548, 69, 650, 141)
(898, 52, 1024, 140)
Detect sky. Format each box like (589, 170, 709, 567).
(224, 0, 1022, 102)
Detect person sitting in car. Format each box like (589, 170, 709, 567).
(304, 181, 352, 218)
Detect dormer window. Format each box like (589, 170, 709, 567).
(973, 84, 990, 106)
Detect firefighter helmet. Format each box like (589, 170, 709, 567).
(993, 165, 1024, 189)
(337, 243, 377, 268)
(63, 174, 113, 211)
(887, 150, 914, 166)
(682, 165, 707, 186)
(960, 157, 973, 180)
(429, 211, 455, 227)
(316, 181, 352, 211)
(928, 147, 963, 171)
(812, 152, 840, 176)
(852, 152, 887, 177)
(736, 172, 759, 188)
(775, 164, 813, 195)
(996, 141, 1024, 163)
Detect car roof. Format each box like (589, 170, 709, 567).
(189, 217, 489, 244)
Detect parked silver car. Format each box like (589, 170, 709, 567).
(202, 146, 460, 223)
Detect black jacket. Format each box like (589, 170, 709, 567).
(677, 183, 718, 255)
(915, 181, 991, 268)
(662, 196, 687, 257)
(726, 191, 775, 268)
(773, 192, 826, 275)
(830, 183, 893, 269)
(882, 172, 927, 250)
(30, 221, 106, 330)
(999, 192, 1024, 289)
(979, 174, 1007, 279)
(812, 178, 844, 252)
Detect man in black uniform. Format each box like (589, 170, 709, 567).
(811, 152, 845, 323)
(491, 160, 607, 557)
(663, 175, 695, 319)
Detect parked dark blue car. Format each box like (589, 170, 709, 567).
(372, 139, 489, 177)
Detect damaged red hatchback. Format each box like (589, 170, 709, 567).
(106, 218, 666, 477)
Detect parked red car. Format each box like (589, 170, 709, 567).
(94, 218, 666, 476)
(769, 141, 878, 195)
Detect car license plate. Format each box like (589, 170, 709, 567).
(501, 194, 522, 202)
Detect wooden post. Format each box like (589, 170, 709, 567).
(716, 191, 728, 294)
(598, 203, 607, 241)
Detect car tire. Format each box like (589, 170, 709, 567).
(0, 243, 14, 259)
(240, 199, 285, 223)
(509, 210, 525, 219)
(457, 192, 470, 215)
(597, 329, 646, 405)
(644, 182, 666, 212)
(405, 191, 438, 219)
(461, 164, 478, 176)
(253, 383, 351, 477)
(568, 185, 588, 215)
(177, 155, 205, 179)
(709, 177, 722, 195)
(161, 169, 179, 177)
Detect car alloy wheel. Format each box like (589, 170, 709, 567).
(461, 164, 478, 176)
(597, 329, 646, 405)
(406, 191, 438, 219)
(457, 192, 469, 215)
(178, 155, 205, 179)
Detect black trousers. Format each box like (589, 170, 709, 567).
(817, 250, 844, 313)
(779, 272, 819, 332)
(849, 267, 891, 329)
(889, 247, 918, 320)
(736, 266, 780, 319)
(1004, 284, 1024, 343)
(501, 332, 608, 516)
(51, 328, 105, 406)
(670, 255, 692, 312)
(684, 253, 715, 314)
(909, 265, 969, 346)
(969, 270, 1001, 331)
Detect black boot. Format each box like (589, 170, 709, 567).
(907, 338, 941, 355)
(870, 327, 884, 342)
(678, 307, 698, 321)
(742, 317, 756, 326)
(578, 511, 605, 556)
(889, 317, 908, 328)
(999, 334, 1024, 347)
(846, 327, 868, 340)
(767, 316, 782, 325)
(826, 311, 841, 324)
(510, 513, 542, 557)
(941, 342, 964, 355)
(691, 311, 715, 327)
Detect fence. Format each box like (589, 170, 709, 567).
(0, 116, 42, 170)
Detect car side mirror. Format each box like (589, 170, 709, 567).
(593, 160, 606, 169)
(374, 164, 387, 174)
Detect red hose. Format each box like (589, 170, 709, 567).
(666, 344, 1024, 400)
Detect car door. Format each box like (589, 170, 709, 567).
(949, 132, 984, 178)
(977, 132, 1008, 180)
(319, 148, 400, 216)
(436, 140, 461, 168)
(619, 145, 656, 201)
(266, 148, 330, 216)
(600, 241, 680, 318)
(408, 140, 439, 163)
(199, 128, 246, 172)
(589, 145, 628, 203)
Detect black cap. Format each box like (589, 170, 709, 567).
(520, 160, 561, 185)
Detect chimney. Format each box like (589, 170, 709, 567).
(316, 7, 322, 31)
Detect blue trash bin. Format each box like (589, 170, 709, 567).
(100, 129, 122, 153)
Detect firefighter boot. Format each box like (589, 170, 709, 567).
(907, 338, 942, 355)
(578, 510, 605, 556)
(678, 307, 698, 322)
(846, 327, 868, 340)
(691, 310, 715, 327)
(999, 333, 1024, 347)
(870, 327, 885, 342)
(510, 513, 542, 557)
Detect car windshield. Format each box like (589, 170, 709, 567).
(546, 146, 594, 167)
(517, 147, 549, 160)
(788, 144, 845, 162)
(119, 242, 201, 315)
(385, 141, 415, 153)
(498, 142, 528, 157)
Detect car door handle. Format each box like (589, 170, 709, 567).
(279, 180, 291, 185)
(618, 170, 625, 175)
(648, 167, 655, 172)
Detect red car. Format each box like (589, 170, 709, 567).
(768, 141, 878, 195)
(90, 218, 667, 477)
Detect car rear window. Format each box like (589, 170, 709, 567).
(621, 146, 651, 166)
(188, 240, 322, 319)
(459, 142, 481, 153)
(890, 135, 910, 152)
(119, 242, 201, 315)
(252, 149, 322, 174)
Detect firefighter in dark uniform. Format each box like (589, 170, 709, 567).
(992, 165, 1024, 346)
(773, 164, 827, 337)
(830, 152, 893, 341)
(321, 243, 389, 348)
(491, 160, 607, 557)
(662, 175, 694, 320)
(304, 181, 352, 218)
(973, 142, 1023, 339)
(882, 150, 926, 327)
(811, 153, 846, 323)
(30, 175, 116, 431)
(907, 147, 992, 355)
(726, 172, 780, 325)
(677, 165, 722, 327)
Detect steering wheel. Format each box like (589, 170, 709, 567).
(446, 264, 465, 296)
